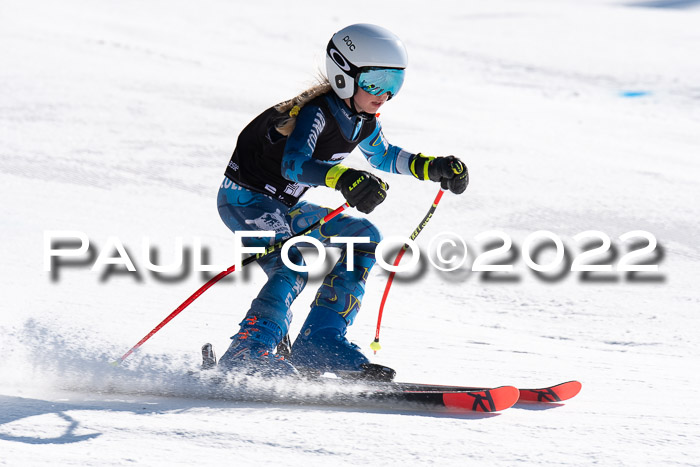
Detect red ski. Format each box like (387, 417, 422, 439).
(389, 380, 581, 404)
(517, 380, 582, 403)
(440, 386, 520, 412)
(376, 385, 520, 412)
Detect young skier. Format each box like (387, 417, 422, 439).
(216, 23, 468, 377)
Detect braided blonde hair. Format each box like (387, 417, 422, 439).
(274, 75, 332, 136)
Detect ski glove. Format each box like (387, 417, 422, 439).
(410, 154, 469, 194)
(326, 165, 389, 214)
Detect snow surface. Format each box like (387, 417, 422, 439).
(2, 0, 700, 465)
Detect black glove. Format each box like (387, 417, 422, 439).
(335, 168, 389, 214)
(411, 154, 469, 194)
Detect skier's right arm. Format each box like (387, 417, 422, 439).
(281, 105, 388, 214)
(280, 105, 335, 187)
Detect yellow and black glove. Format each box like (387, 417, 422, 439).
(326, 165, 389, 214)
(410, 154, 469, 194)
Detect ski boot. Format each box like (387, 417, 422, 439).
(217, 316, 298, 378)
(290, 308, 394, 381)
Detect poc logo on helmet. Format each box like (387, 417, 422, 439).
(342, 35, 356, 51)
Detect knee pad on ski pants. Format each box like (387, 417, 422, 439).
(290, 202, 382, 328)
(288, 201, 383, 251)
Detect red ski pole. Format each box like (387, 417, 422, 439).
(115, 202, 350, 364)
(370, 189, 445, 354)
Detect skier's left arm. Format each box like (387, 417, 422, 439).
(358, 122, 469, 194)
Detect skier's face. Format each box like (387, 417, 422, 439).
(351, 88, 389, 114)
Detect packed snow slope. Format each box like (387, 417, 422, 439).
(1, 0, 699, 465)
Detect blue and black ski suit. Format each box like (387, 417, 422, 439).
(218, 91, 417, 351)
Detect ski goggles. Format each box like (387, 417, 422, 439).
(356, 67, 405, 99)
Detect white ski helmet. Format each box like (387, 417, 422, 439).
(325, 23, 408, 100)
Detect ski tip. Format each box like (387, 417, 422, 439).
(566, 380, 582, 396)
(518, 380, 582, 403)
(443, 385, 519, 413)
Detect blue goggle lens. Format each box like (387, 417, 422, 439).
(357, 68, 405, 99)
